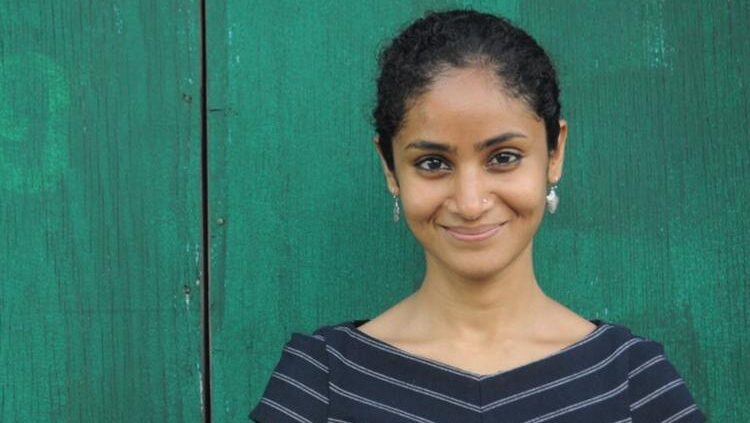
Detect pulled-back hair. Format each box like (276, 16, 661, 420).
(374, 10, 561, 171)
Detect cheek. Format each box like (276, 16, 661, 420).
(492, 172, 547, 214)
(511, 179, 546, 207)
(400, 183, 444, 221)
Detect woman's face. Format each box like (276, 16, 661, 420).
(378, 67, 567, 281)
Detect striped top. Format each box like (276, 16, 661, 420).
(250, 319, 705, 422)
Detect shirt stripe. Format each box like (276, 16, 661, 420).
(284, 345, 329, 373)
(258, 398, 312, 423)
(522, 380, 629, 423)
(326, 344, 482, 411)
(484, 338, 642, 412)
(330, 383, 437, 423)
(662, 404, 700, 423)
(629, 354, 666, 378)
(271, 371, 329, 404)
(631, 379, 685, 410)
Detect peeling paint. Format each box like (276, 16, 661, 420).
(184, 285, 191, 310)
(647, 0, 670, 69)
(197, 362, 205, 413)
(113, 4, 124, 34)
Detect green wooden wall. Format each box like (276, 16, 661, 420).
(0, 1, 205, 421)
(2, 0, 747, 422)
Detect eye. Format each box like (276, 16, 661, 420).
(488, 151, 521, 168)
(415, 156, 451, 172)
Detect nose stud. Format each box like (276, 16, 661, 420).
(482, 198, 489, 204)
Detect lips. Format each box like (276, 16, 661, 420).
(442, 223, 505, 242)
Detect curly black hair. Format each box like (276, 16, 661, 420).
(373, 10, 561, 171)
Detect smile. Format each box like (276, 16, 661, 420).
(442, 223, 505, 242)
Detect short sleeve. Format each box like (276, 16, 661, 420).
(250, 333, 329, 422)
(628, 338, 706, 422)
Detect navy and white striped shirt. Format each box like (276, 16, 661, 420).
(250, 319, 705, 422)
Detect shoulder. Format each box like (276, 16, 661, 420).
(597, 320, 683, 379)
(249, 322, 358, 423)
(597, 320, 706, 422)
(249, 327, 333, 422)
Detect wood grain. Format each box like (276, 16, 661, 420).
(0, 1, 205, 421)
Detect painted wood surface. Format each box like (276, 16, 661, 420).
(0, 1, 205, 421)
(208, 1, 748, 422)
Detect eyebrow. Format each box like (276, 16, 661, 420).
(403, 132, 527, 153)
(475, 132, 527, 151)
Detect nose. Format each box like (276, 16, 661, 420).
(448, 167, 490, 220)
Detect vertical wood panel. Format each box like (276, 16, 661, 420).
(524, 2, 749, 421)
(0, 1, 205, 421)
(221, 0, 742, 421)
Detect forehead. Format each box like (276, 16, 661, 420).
(397, 67, 543, 145)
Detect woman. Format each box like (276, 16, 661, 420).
(251, 10, 704, 422)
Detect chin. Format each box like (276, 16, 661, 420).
(423, 238, 534, 282)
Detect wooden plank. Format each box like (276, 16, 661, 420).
(0, 1, 205, 421)
(524, 1, 749, 421)
(209, 0, 746, 421)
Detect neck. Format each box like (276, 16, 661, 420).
(411, 243, 549, 342)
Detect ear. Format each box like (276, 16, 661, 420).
(373, 136, 400, 196)
(547, 120, 568, 184)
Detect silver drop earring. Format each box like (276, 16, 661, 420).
(546, 185, 559, 214)
(392, 194, 400, 223)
